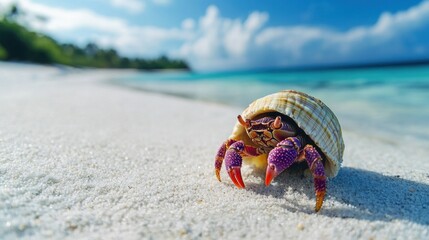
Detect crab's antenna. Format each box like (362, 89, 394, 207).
(237, 115, 250, 128)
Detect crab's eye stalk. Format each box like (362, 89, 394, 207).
(237, 115, 250, 128)
(271, 116, 282, 129)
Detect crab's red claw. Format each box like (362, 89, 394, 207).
(228, 167, 245, 189)
(225, 141, 246, 189)
(265, 164, 278, 186)
(265, 137, 301, 186)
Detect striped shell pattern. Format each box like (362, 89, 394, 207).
(230, 90, 345, 177)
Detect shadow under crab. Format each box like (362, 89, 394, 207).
(243, 166, 429, 225)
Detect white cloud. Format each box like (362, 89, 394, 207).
(24, 2, 127, 33)
(245, 11, 269, 31)
(0, 0, 14, 7)
(107, 0, 172, 13)
(181, 18, 195, 30)
(200, 5, 219, 29)
(175, 1, 429, 70)
(0, 0, 13, 6)
(174, 5, 269, 70)
(109, 0, 144, 14)
(252, 0, 429, 66)
(256, 26, 326, 58)
(329, 1, 429, 46)
(224, 12, 268, 57)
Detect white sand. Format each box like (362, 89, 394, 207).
(0, 63, 428, 239)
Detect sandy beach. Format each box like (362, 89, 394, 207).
(0, 63, 428, 239)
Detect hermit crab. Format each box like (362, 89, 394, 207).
(214, 90, 344, 212)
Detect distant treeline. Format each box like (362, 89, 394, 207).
(0, 6, 190, 70)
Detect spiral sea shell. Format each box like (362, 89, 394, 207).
(229, 90, 344, 177)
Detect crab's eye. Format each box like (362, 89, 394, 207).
(271, 116, 282, 129)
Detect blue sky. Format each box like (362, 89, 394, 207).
(1, 0, 428, 71)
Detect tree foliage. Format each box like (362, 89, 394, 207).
(0, 5, 190, 70)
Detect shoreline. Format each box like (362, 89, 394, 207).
(0, 63, 428, 239)
(109, 67, 429, 150)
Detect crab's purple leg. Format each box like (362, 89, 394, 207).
(265, 137, 302, 186)
(224, 141, 246, 188)
(215, 139, 236, 182)
(303, 144, 326, 212)
(215, 139, 261, 183)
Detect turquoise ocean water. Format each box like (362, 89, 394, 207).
(113, 64, 429, 145)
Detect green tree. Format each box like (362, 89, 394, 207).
(0, 44, 7, 59)
(0, 6, 190, 70)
